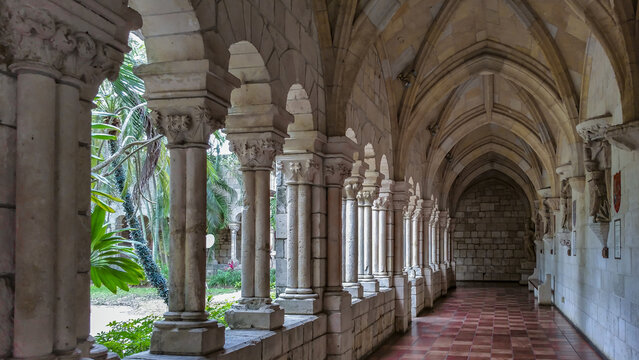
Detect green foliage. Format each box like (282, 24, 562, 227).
(205, 296, 234, 327)
(270, 268, 276, 289)
(207, 269, 242, 289)
(94, 315, 160, 358)
(90, 206, 145, 293)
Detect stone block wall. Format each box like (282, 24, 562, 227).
(214, 228, 233, 265)
(452, 179, 529, 281)
(351, 289, 395, 359)
(0, 66, 16, 358)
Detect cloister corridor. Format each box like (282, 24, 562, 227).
(2, 1, 639, 360)
(369, 284, 603, 360)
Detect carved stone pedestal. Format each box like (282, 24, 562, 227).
(225, 301, 285, 330)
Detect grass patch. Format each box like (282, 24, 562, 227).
(91, 285, 237, 306)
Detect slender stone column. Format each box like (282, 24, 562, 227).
(150, 106, 225, 354)
(229, 222, 240, 263)
(324, 158, 352, 292)
(412, 202, 423, 277)
(343, 161, 366, 298)
(404, 204, 414, 276)
(372, 199, 380, 276)
(276, 158, 321, 314)
(374, 195, 391, 288)
(342, 194, 347, 283)
(225, 136, 285, 329)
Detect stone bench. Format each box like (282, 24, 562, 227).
(530, 274, 553, 306)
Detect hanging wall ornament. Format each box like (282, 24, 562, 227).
(614, 171, 621, 213)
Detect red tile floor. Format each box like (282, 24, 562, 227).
(368, 283, 604, 360)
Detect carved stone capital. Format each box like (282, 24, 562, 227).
(577, 116, 610, 142)
(343, 177, 362, 200)
(229, 137, 283, 170)
(323, 158, 352, 186)
(1, 1, 131, 87)
(374, 196, 390, 211)
(280, 159, 319, 184)
(151, 106, 221, 147)
(357, 190, 374, 206)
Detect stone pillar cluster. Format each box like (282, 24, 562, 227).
(0, 1, 140, 359)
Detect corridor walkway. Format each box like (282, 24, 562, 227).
(369, 283, 603, 360)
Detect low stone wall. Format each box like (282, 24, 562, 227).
(352, 288, 395, 359)
(409, 277, 424, 318)
(128, 273, 456, 360)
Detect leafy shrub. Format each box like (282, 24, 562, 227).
(94, 314, 160, 358)
(207, 269, 242, 289)
(205, 295, 234, 327)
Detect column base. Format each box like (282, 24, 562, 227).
(343, 282, 363, 299)
(374, 274, 392, 288)
(149, 319, 224, 356)
(360, 278, 379, 293)
(276, 294, 321, 314)
(225, 301, 284, 330)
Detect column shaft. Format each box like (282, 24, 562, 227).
(358, 201, 365, 276)
(372, 206, 379, 275)
(378, 208, 387, 275)
(55, 82, 79, 353)
(363, 203, 373, 278)
(241, 170, 256, 299)
(184, 147, 207, 318)
(297, 183, 312, 293)
(393, 209, 404, 275)
(411, 216, 419, 268)
(286, 183, 299, 293)
(326, 186, 342, 290)
(341, 196, 346, 283)
(254, 170, 271, 300)
(404, 216, 411, 270)
(168, 148, 186, 315)
(14, 71, 57, 358)
(344, 197, 358, 284)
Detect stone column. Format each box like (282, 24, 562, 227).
(229, 222, 240, 263)
(391, 182, 411, 332)
(374, 194, 392, 288)
(372, 198, 380, 277)
(411, 200, 423, 277)
(358, 190, 379, 293)
(322, 152, 355, 360)
(225, 136, 285, 329)
(343, 161, 366, 298)
(341, 194, 347, 283)
(276, 157, 322, 314)
(2, 3, 140, 358)
(149, 106, 225, 354)
(439, 210, 449, 295)
(403, 205, 413, 275)
(421, 201, 434, 308)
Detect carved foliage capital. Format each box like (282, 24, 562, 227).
(324, 159, 352, 186)
(357, 190, 373, 206)
(373, 196, 390, 210)
(230, 138, 283, 169)
(343, 177, 361, 200)
(281, 159, 319, 184)
(151, 106, 220, 146)
(1, 2, 122, 84)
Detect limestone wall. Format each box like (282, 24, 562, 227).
(350, 289, 395, 359)
(0, 66, 16, 358)
(452, 179, 529, 281)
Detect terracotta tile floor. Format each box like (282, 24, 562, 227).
(368, 283, 603, 360)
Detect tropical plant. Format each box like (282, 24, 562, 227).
(94, 314, 160, 358)
(90, 206, 145, 293)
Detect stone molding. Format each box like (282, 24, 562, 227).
(229, 138, 283, 170)
(605, 120, 639, 151)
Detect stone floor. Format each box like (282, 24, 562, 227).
(368, 283, 603, 360)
